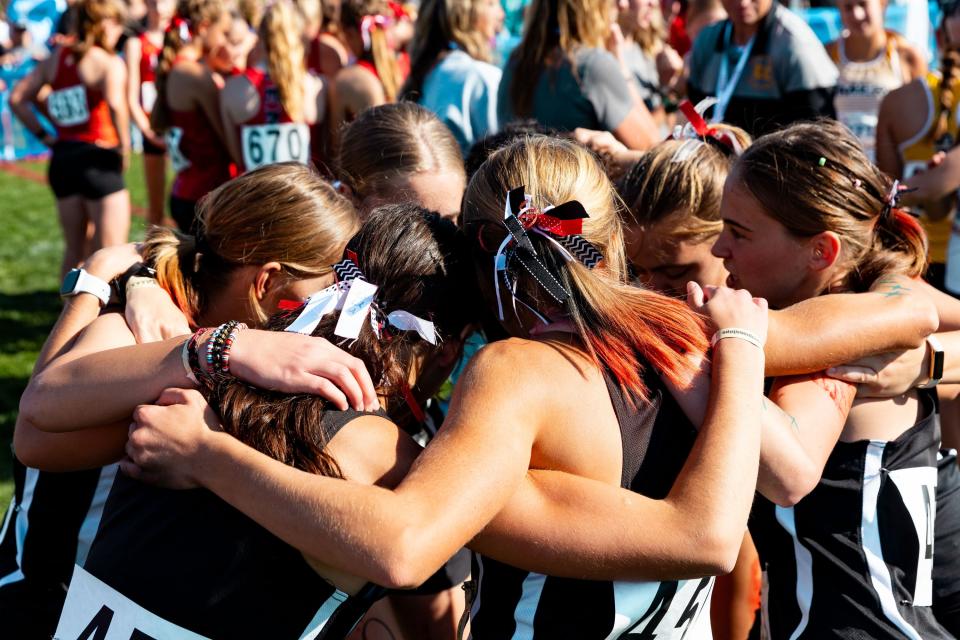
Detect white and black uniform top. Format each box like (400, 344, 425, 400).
(468, 365, 714, 639)
(53, 408, 385, 640)
(750, 389, 954, 640)
(833, 34, 903, 163)
(0, 458, 118, 639)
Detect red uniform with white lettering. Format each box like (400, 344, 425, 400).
(236, 66, 310, 172)
(46, 47, 119, 147)
(167, 106, 233, 201)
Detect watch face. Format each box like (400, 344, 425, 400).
(60, 268, 81, 296)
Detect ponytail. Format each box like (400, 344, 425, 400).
(566, 262, 707, 400)
(370, 22, 401, 102)
(930, 48, 960, 146)
(850, 208, 928, 291)
(263, 0, 306, 122)
(141, 226, 205, 327)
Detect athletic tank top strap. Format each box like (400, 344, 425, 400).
(602, 366, 699, 497)
(320, 408, 386, 441)
(243, 65, 267, 92)
(357, 58, 379, 79)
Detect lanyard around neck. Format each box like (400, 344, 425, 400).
(713, 22, 756, 123)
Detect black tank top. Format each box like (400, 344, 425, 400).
(469, 365, 715, 639)
(53, 409, 385, 639)
(750, 389, 954, 640)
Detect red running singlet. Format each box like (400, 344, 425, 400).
(237, 67, 310, 172)
(46, 47, 119, 147)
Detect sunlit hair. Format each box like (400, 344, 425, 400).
(463, 135, 707, 399)
(207, 204, 479, 469)
(931, 3, 960, 145)
(262, 0, 306, 122)
(508, 0, 611, 117)
(142, 163, 359, 327)
(151, 0, 227, 132)
(341, 0, 402, 101)
(401, 0, 493, 100)
(294, 0, 322, 34)
(337, 102, 465, 212)
(737, 120, 927, 291)
(73, 0, 127, 55)
(618, 124, 751, 243)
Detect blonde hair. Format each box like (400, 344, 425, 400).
(151, 0, 227, 132)
(620, 1, 666, 56)
(401, 0, 493, 99)
(463, 135, 707, 399)
(341, 0, 402, 102)
(618, 124, 751, 243)
(295, 0, 322, 34)
(262, 0, 306, 122)
(143, 163, 359, 327)
(509, 0, 611, 117)
(238, 0, 264, 29)
(73, 0, 127, 55)
(337, 102, 465, 206)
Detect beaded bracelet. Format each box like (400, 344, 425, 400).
(206, 321, 247, 379)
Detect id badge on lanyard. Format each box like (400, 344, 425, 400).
(712, 23, 755, 124)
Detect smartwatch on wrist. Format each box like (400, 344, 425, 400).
(60, 268, 112, 306)
(919, 335, 945, 389)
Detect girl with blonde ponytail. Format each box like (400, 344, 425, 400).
(332, 0, 404, 127)
(220, 0, 326, 172)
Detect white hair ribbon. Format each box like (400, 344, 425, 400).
(334, 278, 378, 341)
(284, 282, 350, 335)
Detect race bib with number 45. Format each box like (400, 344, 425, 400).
(48, 85, 90, 127)
(242, 122, 310, 170)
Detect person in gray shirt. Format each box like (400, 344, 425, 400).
(688, 0, 838, 136)
(497, 0, 659, 150)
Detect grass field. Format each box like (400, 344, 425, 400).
(0, 155, 151, 507)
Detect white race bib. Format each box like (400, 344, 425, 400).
(165, 127, 191, 173)
(55, 564, 210, 640)
(241, 122, 310, 170)
(48, 85, 90, 127)
(141, 81, 157, 113)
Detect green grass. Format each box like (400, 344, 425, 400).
(0, 154, 150, 507)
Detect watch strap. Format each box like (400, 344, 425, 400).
(62, 269, 112, 306)
(919, 335, 945, 389)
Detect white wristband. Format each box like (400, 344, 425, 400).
(711, 327, 764, 351)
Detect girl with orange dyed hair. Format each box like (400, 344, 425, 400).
(123, 134, 771, 638)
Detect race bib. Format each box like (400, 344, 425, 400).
(141, 81, 157, 113)
(611, 577, 714, 639)
(48, 85, 90, 127)
(241, 122, 310, 170)
(165, 127, 191, 173)
(55, 565, 210, 640)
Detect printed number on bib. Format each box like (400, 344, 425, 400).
(165, 127, 191, 173)
(141, 81, 157, 113)
(55, 565, 210, 640)
(48, 85, 90, 126)
(242, 123, 310, 170)
(615, 577, 714, 639)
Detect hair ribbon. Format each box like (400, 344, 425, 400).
(360, 15, 391, 51)
(169, 16, 191, 42)
(670, 98, 744, 162)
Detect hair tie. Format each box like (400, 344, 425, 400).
(359, 14, 391, 51)
(169, 15, 191, 42)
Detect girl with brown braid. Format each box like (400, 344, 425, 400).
(877, 0, 960, 295)
(220, 0, 327, 172)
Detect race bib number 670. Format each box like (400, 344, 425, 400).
(242, 122, 310, 170)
